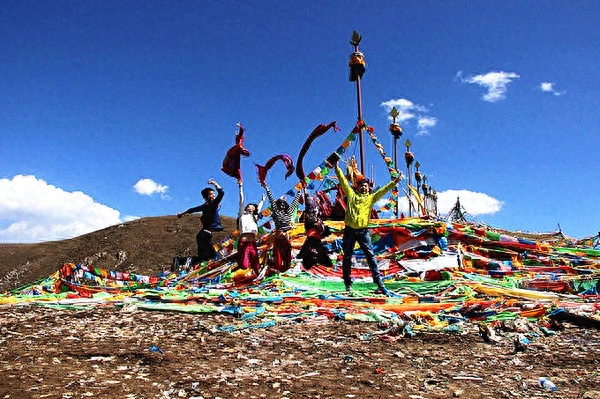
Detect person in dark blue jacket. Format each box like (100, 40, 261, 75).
(177, 179, 224, 260)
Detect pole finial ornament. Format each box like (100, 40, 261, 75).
(350, 31, 362, 46)
(389, 107, 402, 139)
(348, 31, 366, 173)
(349, 31, 365, 82)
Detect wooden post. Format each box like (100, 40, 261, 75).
(349, 31, 366, 175)
(389, 107, 402, 218)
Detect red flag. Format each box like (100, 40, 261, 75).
(222, 123, 251, 181)
(296, 121, 338, 186)
(256, 154, 295, 185)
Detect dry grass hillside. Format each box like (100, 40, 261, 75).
(0, 215, 237, 293)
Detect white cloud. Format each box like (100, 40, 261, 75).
(417, 116, 438, 135)
(459, 71, 520, 102)
(380, 98, 437, 135)
(540, 81, 565, 96)
(436, 189, 503, 216)
(133, 178, 169, 199)
(0, 175, 123, 243)
(376, 188, 502, 219)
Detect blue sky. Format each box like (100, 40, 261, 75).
(1, 0, 599, 243)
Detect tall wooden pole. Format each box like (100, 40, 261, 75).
(356, 75, 365, 176)
(422, 175, 429, 214)
(414, 161, 422, 215)
(389, 107, 402, 218)
(349, 31, 366, 175)
(404, 139, 414, 217)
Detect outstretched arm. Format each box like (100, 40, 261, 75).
(372, 174, 402, 203)
(177, 205, 202, 218)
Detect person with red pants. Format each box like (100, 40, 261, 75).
(262, 182, 301, 274)
(236, 180, 265, 274)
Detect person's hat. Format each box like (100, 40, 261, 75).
(355, 176, 372, 186)
(354, 176, 373, 191)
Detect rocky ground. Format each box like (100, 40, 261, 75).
(0, 305, 599, 399)
(1, 216, 599, 398)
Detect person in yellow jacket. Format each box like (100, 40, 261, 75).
(331, 157, 401, 295)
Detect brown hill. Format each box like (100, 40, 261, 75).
(0, 215, 237, 293)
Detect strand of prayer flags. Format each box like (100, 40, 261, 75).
(360, 121, 402, 212)
(257, 131, 358, 232)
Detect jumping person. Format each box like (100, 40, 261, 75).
(297, 191, 333, 270)
(177, 179, 224, 261)
(237, 180, 265, 274)
(262, 182, 301, 274)
(330, 156, 401, 295)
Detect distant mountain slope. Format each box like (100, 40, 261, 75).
(0, 215, 237, 292)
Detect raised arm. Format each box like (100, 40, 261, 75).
(371, 174, 403, 203)
(238, 181, 245, 217)
(263, 182, 276, 207)
(335, 164, 352, 197)
(257, 193, 266, 213)
(209, 179, 225, 204)
(289, 189, 302, 213)
(208, 178, 220, 188)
